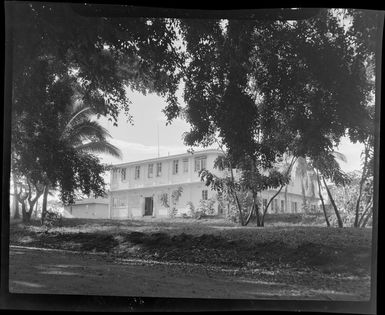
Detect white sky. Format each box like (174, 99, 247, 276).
(97, 90, 364, 184)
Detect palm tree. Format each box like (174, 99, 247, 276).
(41, 103, 122, 222)
(312, 151, 348, 228)
(314, 167, 330, 227)
(293, 157, 317, 213)
(59, 103, 122, 158)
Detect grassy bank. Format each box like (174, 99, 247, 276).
(10, 216, 373, 277)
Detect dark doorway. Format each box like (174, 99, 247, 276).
(144, 197, 153, 216)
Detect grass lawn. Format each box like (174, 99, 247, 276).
(10, 214, 373, 277)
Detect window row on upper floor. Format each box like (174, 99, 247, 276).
(112, 156, 207, 182)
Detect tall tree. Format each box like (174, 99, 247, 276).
(312, 151, 350, 228)
(8, 2, 183, 222)
(168, 10, 376, 223)
(200, 145, 293, 226)
(40, 102, 123, 223)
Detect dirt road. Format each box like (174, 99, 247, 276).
(9, 246, 370, 300)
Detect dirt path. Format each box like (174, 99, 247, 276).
(9, 246, 369, 300)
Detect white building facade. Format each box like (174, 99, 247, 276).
(108, 149, 320, 219)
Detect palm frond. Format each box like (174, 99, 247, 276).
(66, 120, 112, 144)
(77, 141, 122, 159)
(64, 106, 93, 132)
(332, 151, 347, 163)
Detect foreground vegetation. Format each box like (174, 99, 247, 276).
(10, 215, 373, 277)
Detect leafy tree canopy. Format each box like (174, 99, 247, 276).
(168, 9, 378, 169)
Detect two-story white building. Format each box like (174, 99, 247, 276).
(108, 149, 320, 219)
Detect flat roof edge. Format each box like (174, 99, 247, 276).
(110, 148, 223, 168)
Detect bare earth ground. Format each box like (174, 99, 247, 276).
(9, 215, 373, 300)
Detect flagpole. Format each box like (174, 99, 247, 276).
(157, 123, 160, 158)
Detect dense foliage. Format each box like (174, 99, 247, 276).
(9, 3, 183, 214)
(7, 5, 379, 225)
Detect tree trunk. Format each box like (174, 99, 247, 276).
(301, 181, 307, 213)
(34, 199, 39, 218)
(361, 209, 372, 228)
(255, 207, 261, 226)
(244, 193, 257, 226)
(315, 169, 330, 227)
(322, 177, 343, 228)
(261, 157, 297, 226)
(262, 185, 285, 226)
(20, 199, 29, 223)
(358, 201, 373, 227)
(16, 189, 29, 224)
(12, 173, 20, 219)
(41, 184, 49, 224)
(21, 203, 27, 222)
(26, 180, 43, 223)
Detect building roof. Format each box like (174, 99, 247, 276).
(110, 148, 223, 168)
(72, 197, 109, 205)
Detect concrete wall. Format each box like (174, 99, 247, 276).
(110, 181, 220, 219)
(69, 203, 109, 219)
(110, 150, 222, 192)
(109, 150, 321, 219)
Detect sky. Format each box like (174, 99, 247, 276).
(96, 89, 365, 182)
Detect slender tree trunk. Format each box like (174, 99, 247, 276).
(361, 209, 372, 228)
(244, 192, 257, 226)
(301, 181, 307, 213)
(16, 189, 29, 224)
(228, 162, 245, 226)
(41, 184, 49, 224)
(262, 185, 285, 225)
(26, 180, 43, 222)
(358, 201, 373, 227)
(21, 202, 27, 222)
(261, 156, 297, 226)
(315, 169, 330, 227)
(255, 206, 262, 226)
(34, 199, 39, 218)
(12, 173, 20, 219)
(322, 177, 343, 228)
(354, 142, 369, 227)
(20, 197, 29, 223)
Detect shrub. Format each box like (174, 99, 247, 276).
(186, 201, 195, 217)
(168, 206, 179, 218)
(43, 210, 63, 228)
(197, 198, 216, 216)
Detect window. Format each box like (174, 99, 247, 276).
(183, 159, 189, 173)
(113, 197, 127, 208)
(281, 200, 285, 212)
(121, 168, 126, 181)
(291, 201, 297, 213)
(134, 166, 140, 179)
(156, 162, 162, 177)
(173, 160, 179, 175)
(263, 199, 267, 209)
(202, 190, 208, 200)
(112, 169, 118, 181)
(194, 156, 207, 172)
(274, 199, 278, 212)
(148, 164, 153, 178)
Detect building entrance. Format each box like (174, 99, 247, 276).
(144, 197, 154, 216)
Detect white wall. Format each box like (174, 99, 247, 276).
(110, 150, 223, 192)
(109, 150, 320, 218)
(69, 203, 109, 219)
